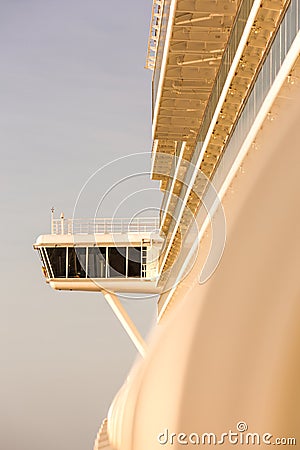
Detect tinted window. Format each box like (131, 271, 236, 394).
(88, 247, 106, 278)
(46, 247, 66, 278)
(108, 247, 126, 278)
(40, 248, 52, 278)
(68, 247, 86, 278)
(128, 247, 141, 278)
(37, 248, 43, 264)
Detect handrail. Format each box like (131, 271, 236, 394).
(51, 217, 160, 235)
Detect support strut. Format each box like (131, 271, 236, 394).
(102, 291, 147, 358)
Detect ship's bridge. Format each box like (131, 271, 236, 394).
(34, 215, 163, 294)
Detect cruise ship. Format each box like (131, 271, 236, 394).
(34, 0, 300, 448)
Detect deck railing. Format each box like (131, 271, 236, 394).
(51, 217, 160, 235)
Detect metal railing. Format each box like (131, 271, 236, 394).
(51, 217, 160, 235)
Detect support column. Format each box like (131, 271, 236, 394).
(102, 291, 147, 358)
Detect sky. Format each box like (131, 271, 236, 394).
(0, 1, 161, 449)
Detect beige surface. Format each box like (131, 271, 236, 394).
(108, 85, 300, 449)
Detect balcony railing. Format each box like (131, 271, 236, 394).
(51, 217, 160, 235)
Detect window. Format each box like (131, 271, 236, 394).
(45, 247, 66, 278)
(68, 247, 86, 278)
(40, 248, 52, 278)
(37, 248, 43, 264)
(88, 247, 106, 278)
(108, 247, 126, 278)
(128, 247, 142, 278)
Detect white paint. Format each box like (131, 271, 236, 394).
(103, 291, 148, 358)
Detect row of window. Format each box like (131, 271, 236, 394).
(38, 246, 147, 279)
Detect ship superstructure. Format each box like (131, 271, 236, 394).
(96, 0, 300, 448)
(147, 0, 300, 316)
(33, 0, 300, 448)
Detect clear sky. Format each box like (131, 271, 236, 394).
(0, 1, 160, 449)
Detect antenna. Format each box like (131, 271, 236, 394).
(50, 207, 55, 234)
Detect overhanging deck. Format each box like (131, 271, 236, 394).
(147, 0, 240, 184)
